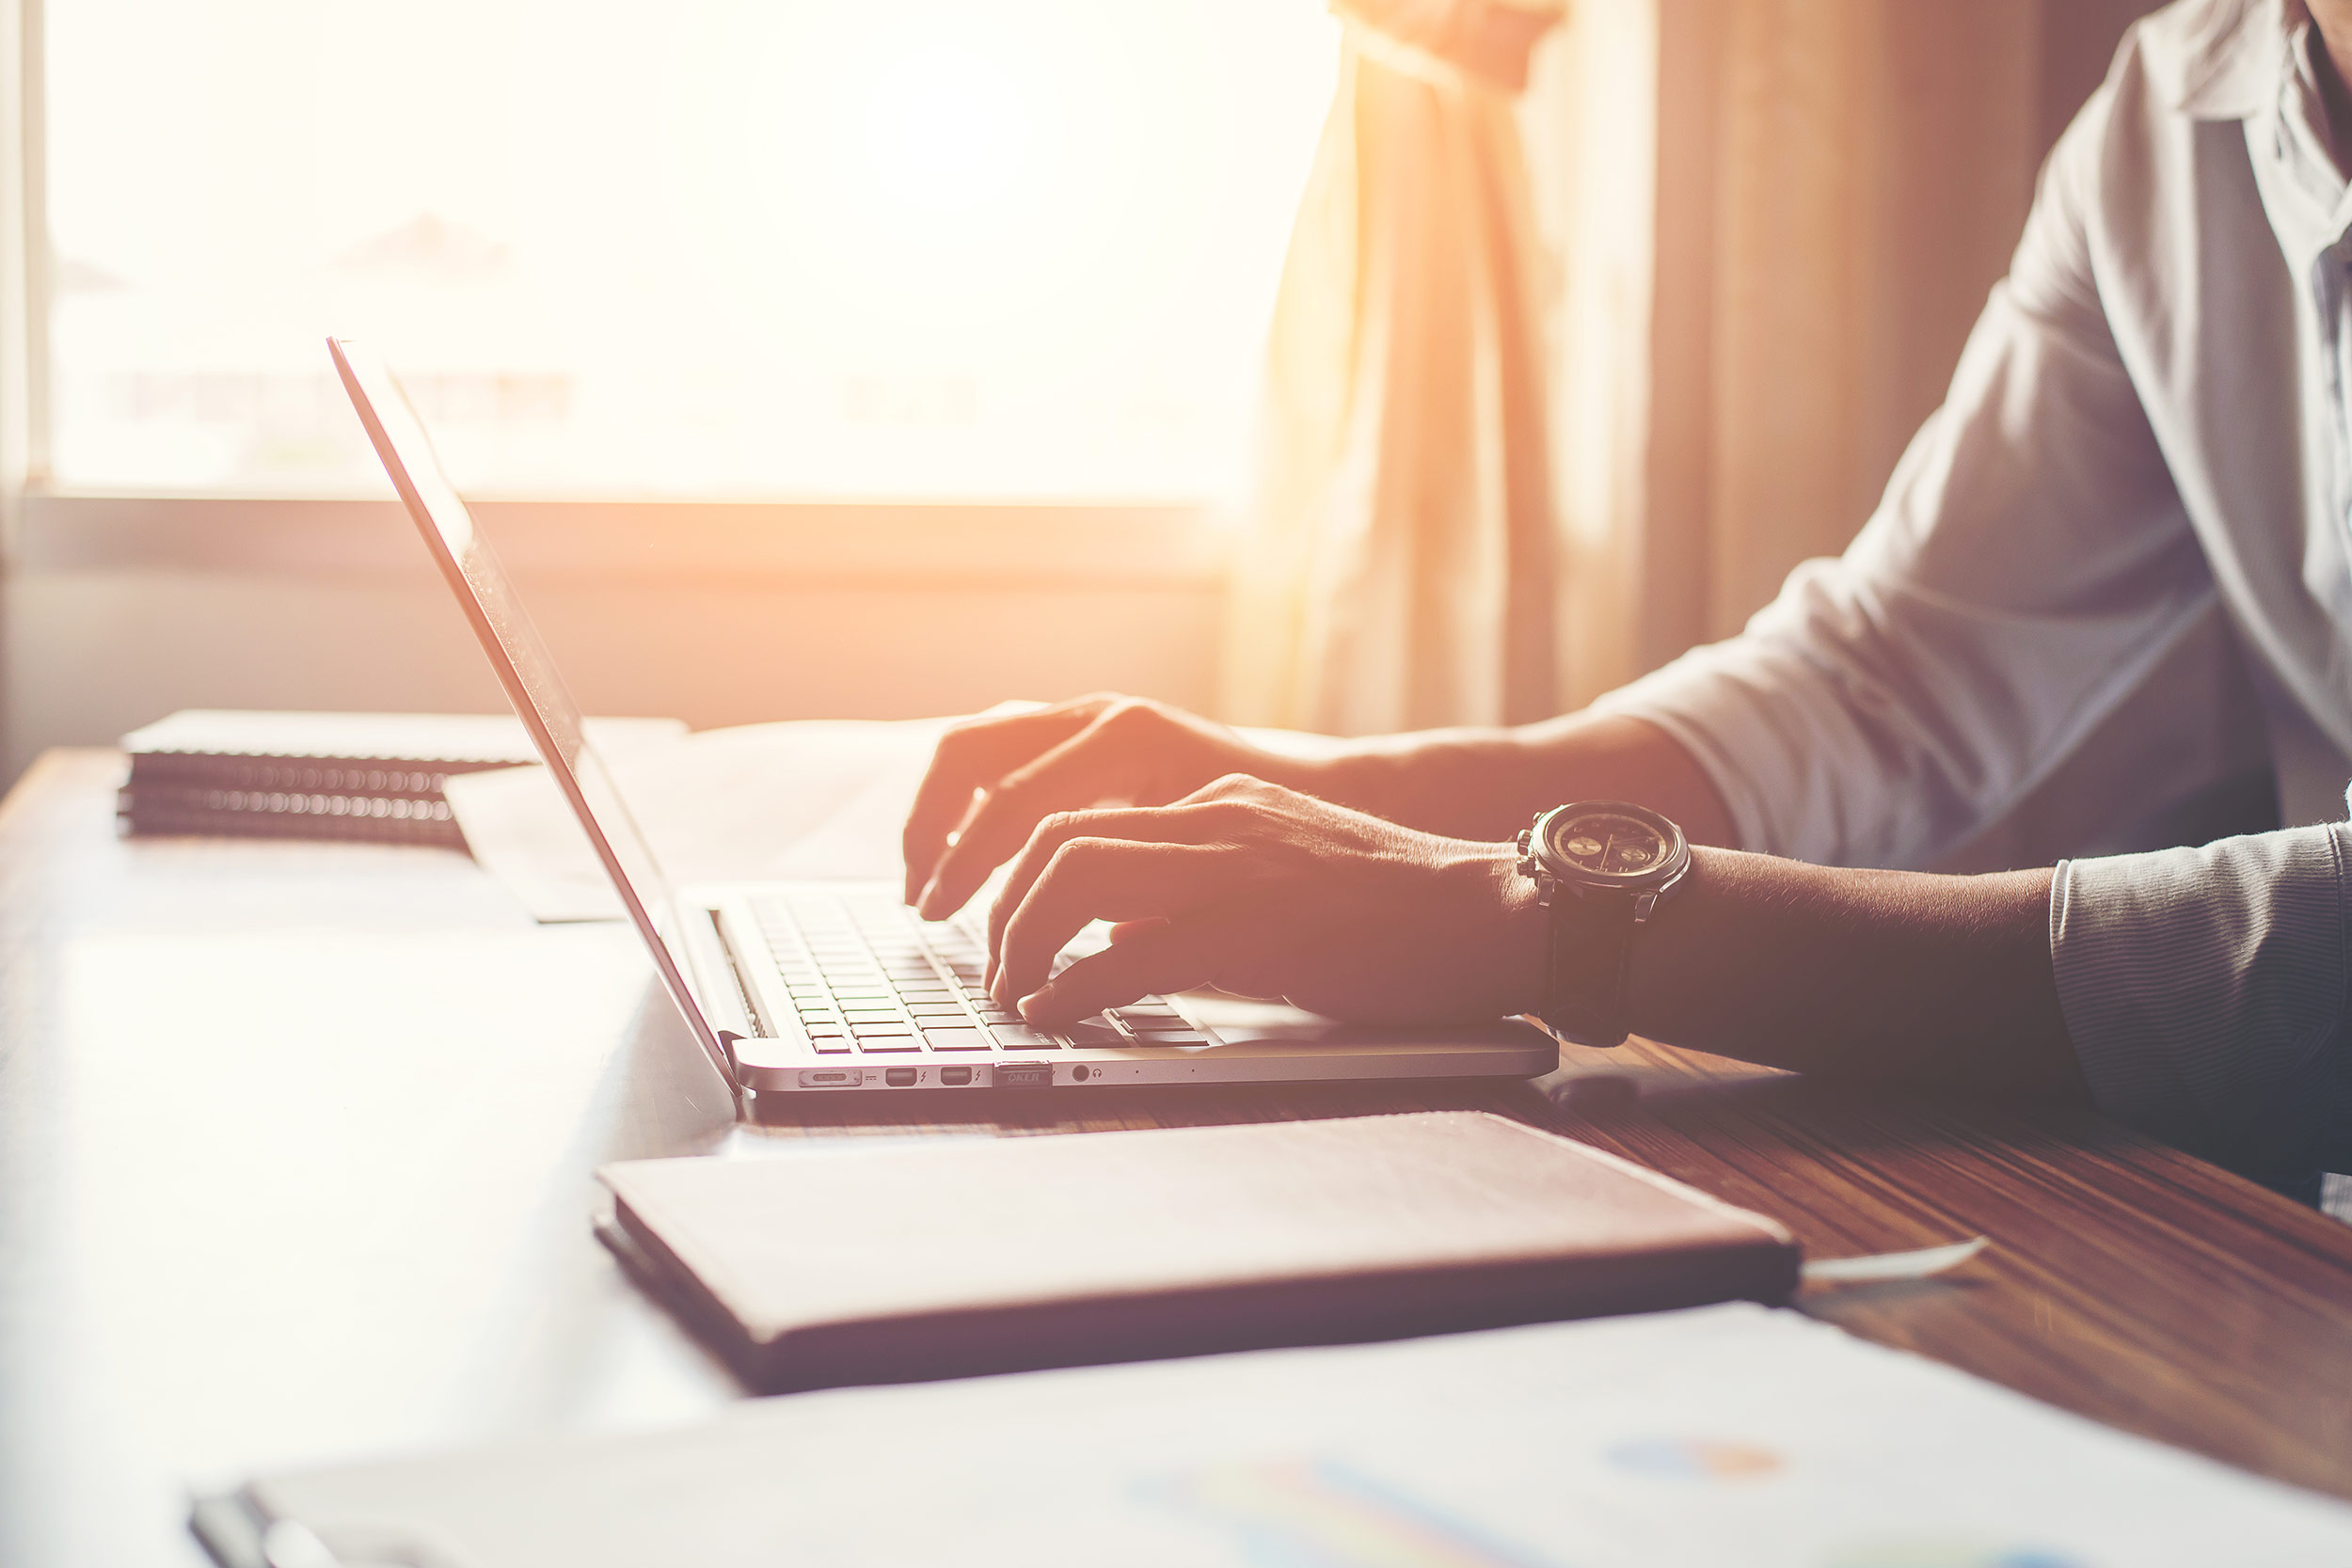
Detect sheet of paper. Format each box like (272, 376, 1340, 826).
(445, 713, 1358, 924)
(244, 1301, 2352, 1567)
(445, 719, 952, 921)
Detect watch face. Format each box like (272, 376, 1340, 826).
(1548, 808, 1676, 880)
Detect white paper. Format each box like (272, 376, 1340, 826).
(445, 718, 952, 921)
(1804, 1235, 1990, 1284)
(252, 1301, 2352, 1566)
(446, 713, 1359, 924)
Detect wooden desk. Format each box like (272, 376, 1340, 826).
(4, 748, 2350, 1567)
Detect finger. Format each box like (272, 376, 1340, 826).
(992, 840, 1235, 1010)
(984, 801, 1243, 989)
(900, 700, 1104, 905)
(1175, 770, 1277, 805)
(918, 713, 1162, 919)
(1018, 919, 1224, 1026)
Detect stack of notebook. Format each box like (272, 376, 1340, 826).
(117, 709, 685, 848)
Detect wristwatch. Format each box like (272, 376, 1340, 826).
(1515, 800, 1691, 1048)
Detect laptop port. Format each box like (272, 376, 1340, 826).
(885, 1068, 917, 1087)
(940, 1066, 973, 1086)
(993, 1061, 1053, 1089)
(798, 1069, 860, 1087)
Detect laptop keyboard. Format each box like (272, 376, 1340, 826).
(748, 892, 1210, 1056)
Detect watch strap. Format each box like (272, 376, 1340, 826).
(1542, 887, 1634, 1049)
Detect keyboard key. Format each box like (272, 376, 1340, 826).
(1061, 1022, 1127, 1047)
(908, 1003, 969, 1019)
(1114, 1005, 1184, 1024)
(850, 1021, 913, 1037)
(923, 1026, 992, 1051)
(855, 1036, 920, 1053)
(988, 1024, 1060, 1050)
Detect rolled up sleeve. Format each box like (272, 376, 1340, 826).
(2053, 826, 2352, 1187)
(1597, 75, 2213, 871)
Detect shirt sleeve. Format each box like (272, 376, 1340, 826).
(1594, 77, 2215, 870)
(2053, 825, 2352, 1188)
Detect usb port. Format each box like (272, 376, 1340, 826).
(993, 1061, 1052, 1089)
(885, 1068, 917, 1087)
(940, 1066, 974, 1086)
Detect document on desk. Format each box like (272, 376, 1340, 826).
(444, 717, 952, 921)
(443, 713, 1358, 923)
(202, 1301, 2352, 1568)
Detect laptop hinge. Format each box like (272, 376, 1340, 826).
(674, 899, 760, 1070)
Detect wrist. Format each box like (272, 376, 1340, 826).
(1470, 843, 1550, 1019)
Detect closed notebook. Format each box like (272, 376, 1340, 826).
(596, 1109, 1801, 1391)
(116, 708, 686, 847)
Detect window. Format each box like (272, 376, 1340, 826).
(40, 0, 1338, 500)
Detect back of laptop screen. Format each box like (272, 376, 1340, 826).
(328, 338, 722, 1053)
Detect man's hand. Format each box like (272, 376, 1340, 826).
(982, 774, 1545, 1029)
(902, 694, 1327, 919)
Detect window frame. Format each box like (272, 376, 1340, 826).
(17, 490, 1224, 586)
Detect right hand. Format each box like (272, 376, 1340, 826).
(902, 694, 1321, 918)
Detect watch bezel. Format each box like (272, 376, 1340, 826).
(1527, 800, 1691, 894)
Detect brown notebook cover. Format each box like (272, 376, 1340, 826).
(596, 1110, 1800, 1392)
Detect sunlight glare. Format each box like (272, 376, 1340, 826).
(42, 0, 1343, 498)
(864, 48, 1030, 216)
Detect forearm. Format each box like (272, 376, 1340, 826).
(1623, 848, 2088, 1101)
(1311, 713, 1740, 847)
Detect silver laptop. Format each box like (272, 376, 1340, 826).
(329, 338, 1556, 1105)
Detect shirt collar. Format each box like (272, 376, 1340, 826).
(2163, 0, 2292, 120)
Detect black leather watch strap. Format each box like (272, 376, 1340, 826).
(1542, 888, 1635, 1049)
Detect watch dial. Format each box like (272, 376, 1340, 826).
(1551, 811, 1670, 877)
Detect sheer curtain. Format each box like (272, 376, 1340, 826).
(1222, 0, 2193, 828)
(1220, 0, 1567, 736)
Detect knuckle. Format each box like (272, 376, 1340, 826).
(1102, 697, 1164, 733)
(1044, 835, 1108, 876)
(938, 715, 993, 750)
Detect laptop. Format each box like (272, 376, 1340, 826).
(328, 338, 1556, 1106)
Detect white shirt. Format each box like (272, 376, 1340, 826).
(1597, 0, 2352, 1189)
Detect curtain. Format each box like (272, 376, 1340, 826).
(1223, 0, 2179, 772)
(1220, 0, 1567, 736)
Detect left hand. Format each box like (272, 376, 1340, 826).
(985, 774, 1546, 1029)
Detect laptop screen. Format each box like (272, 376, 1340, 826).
(327, 337, 735, 1085)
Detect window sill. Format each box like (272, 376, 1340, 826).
(14, 492, 1229, 588)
